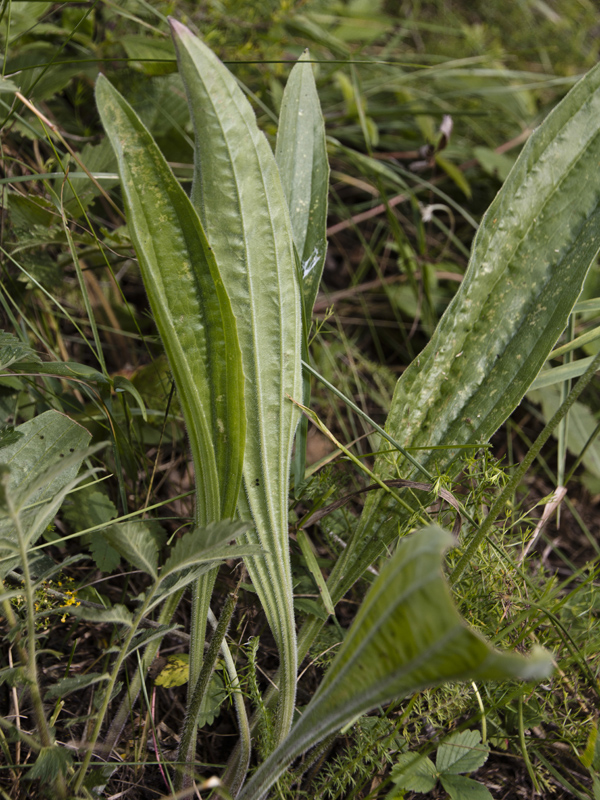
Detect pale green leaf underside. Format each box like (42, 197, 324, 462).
(238, 527, 553, 800)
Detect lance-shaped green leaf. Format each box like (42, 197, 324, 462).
(161, 520, 253, 578)
(237, 527, 553, 800)
(0, 410, 91, 575)
(95, 75, 245, 526)
(275, 50, 329, 317)
(171, 20, 302, 738)
(325, 59, 600, 604)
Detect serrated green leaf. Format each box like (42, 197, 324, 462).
(161, 520, 250, 578)
(275, 50, 329, 317)
(440, 774, 494, 800)
(96, 73, 245, 525)
(390, 753, 438, 792)
(172, 20, 302, 737)
(436, 730, 489, 775)
(237, 527, 553, 800)
(89, 534, 121, 573)
(26, 746, 72, 784)
(71, 603, 134, 627)
(103, 520, 158, 578)
(63, 487, 117, 532)
(294, 597, 329, 621)
(44, 672, 110, 700)
(155, 654, 189, 688)
(580, 722, 598, 769)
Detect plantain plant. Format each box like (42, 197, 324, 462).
(6, 15, 600, 799)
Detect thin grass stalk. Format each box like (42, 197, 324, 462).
(6, 497, 67, 797)
(175, 591, 237, 791)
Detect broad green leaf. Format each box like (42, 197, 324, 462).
(172, 20, 302, 736)
(436, 730, 489, 775)
(161, 520, 251, 578)
(237, 527, 553, 800)
(95, 74, 245, 525)
(103, 520, 158, 579)
(390, 753, 438, 793)
(323, 58, 600, 606)
(0, 410, 91, 575)
(275, 50, 329, 316)
(440, 774, 494, 800)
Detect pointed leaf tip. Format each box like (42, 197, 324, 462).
(168, 17, 190, 39)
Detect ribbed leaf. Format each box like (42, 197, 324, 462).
(326, 59, 600, 603)
(275, 50, 329, 317)
(95, 75, 245, 525)
(172, 20, 302, 738)
(238, 527, 553, 800)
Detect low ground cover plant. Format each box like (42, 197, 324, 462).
(2, 3, 600, 798)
